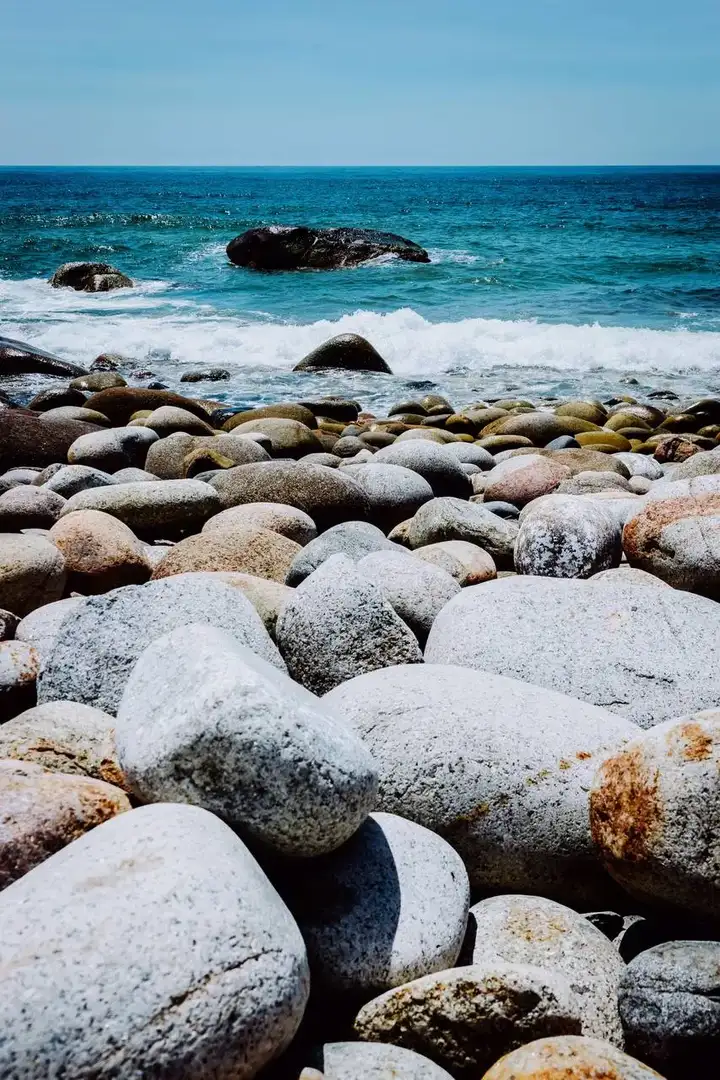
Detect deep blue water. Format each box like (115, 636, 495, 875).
(1, 166, 720, 407)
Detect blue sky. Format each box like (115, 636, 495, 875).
(2, 0, 719, 165)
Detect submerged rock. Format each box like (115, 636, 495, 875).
(0, 335, 87, 377)
(227, 225, 429, 270)
(294, 334, 393, 374)
(49, 261, 133, 292)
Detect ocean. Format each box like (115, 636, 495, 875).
(1, 166, 720, 410)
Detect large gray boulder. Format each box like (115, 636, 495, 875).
(357, 549, 460, 642)
(619, 940, 720, 1078)
(324, 664, 636, 906)
(276, 555, 422, 695)
(0, 803, 309, 1079)
(286, 521, 397, 586)
(116, 625, 377, 857)
(590, 711, 720, 920)
(68, 426, 158, 472)
(372, 444, 472, 499)
(273, 812, 469, 1000)
(15, 597, 83, 668)
(406, 497, 517, 567)
(467, 894, 625, 1044)
(425, 575, 720, 728)
(59, 479, 220, 539)
(317, 1042, 455, 1080)
(38, 574, 284, 715)
(515, 495, 622, 578)
(338, 463, 434, 532)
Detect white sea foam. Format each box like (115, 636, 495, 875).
(2, 277, 720, 380)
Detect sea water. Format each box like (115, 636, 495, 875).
(1, 166, 719, 409)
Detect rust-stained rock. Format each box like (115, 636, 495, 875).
(590, 712, 720, 919)
(0, 533, 66, 618)
(0, 759, 130, 889)
(151, 526, 302, 583)
(623, 493, 720, 596)
(480, 1035, 665, 1079)
(48, 509, 152, 594)
(0, 701, 124, 786)
(353, 962, 584, 1077)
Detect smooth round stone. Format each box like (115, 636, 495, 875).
(543, 448, 632, 477)
(203, 501, 318, 546)
(276, 554, 422, 696)
(0, 759, 130, 888)
(664, 443, 720, 479)
(116, 624, 376, 857)
(591, 565, 670, 588)
(317, 1041, 455, 1080)
(0, 533, 66, 617)
(210, 461, 370, 530)
(0, 640, 40, 721)
(274, 812, 469, 999)
(357, 549, 460, 642)
(590, 711, 720, 920)
(58, 479, 221, 539)
(111, 467, 158, 482)
(556, 469, 632, 495)
(615, 452, 665, 480)
(83, 387, 212, 425)
(41, 464, 117, 498)
(555, 401, 608, 425)
(224, 403, 318, 430)
(144, 432, 269, 479)
(28, 387, 88, 411)
(480, 1036, 665, 1079)
(143, 405, 215, 437)
(371, 442, 472, 498)
(39, 406, 111, 426)
(15, 597, 83, 667)
(481, 500, 520, 519)
(468, 894, 625, 1044)
(338, 463, 434, 532)
(229, 418, 324, 458)
(425, 575, 720, 728)
(38, 574, 285, 715)
(629, 475, 653, 494)
(644, 474, 720, 502)
(0, 700, 123, 785)
(485, 411, 599, 445)
(48, 509, 152, 593)
(619, 940, 720, 1078)
(151, 526, 302, 584)
(68, 425, 158, 472)
(413, 540, 497, 585)
(543, 436, 582, 450)
(189, 571, 293, 639)
(353, 961, 584, 1077)
(286, 521, 397, 586)
(484, 457, 571, 508)
(576, 430, 633, 451)
(324, 664, 637, 906)
(0, 487, 66, 531)
(406, 497, 518, 568)
(0, 804, 310, 1079)
(515, 495, 622, 578)
(443, 443, 495, 469)
(623, 493, 720, 596)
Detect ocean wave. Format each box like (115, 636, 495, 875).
(2, 283, 720, 376)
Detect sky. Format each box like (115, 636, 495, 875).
(2, 0, 719, 166)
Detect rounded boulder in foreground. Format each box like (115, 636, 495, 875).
(0, 803, 310, 1079)
(203, 501, 318, 546)
(373, 443, 471, 498)
(0, 700, 123, 785)
(353, 961, 583, 1077)
(590, 711, 720, 919)
(273, 812, 469, 1000)
(480, 1036, 665, 1079)
(424, 575, 720, 728)
(319, 1041, 456, 1080)
(468, 894, 625, 1044)
(116, 624, 377, 857)
(324, 663, 636, 906)
(0, 533, 66, 618)
(38, 573, 285, 715)
(515, 495, 622, 578)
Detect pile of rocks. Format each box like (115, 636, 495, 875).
(1, 364, 720, 1078)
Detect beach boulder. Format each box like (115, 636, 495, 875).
(227, 225, 429, 270)
(0, 335, 87, 378)
(49, 261, 133, 292)
(294, 333, 393, 374)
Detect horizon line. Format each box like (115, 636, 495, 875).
(1, 162, 719, 170)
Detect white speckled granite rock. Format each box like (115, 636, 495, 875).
(324, 664, 636, 906)
(286, 521, 397, 586)
(407, 498, 518, 568)
(0, 803, 310, 1079)
(38, 573, 284, 714)
(468, 894, 625, 1044)
(116, 624, 377, 856)
(425, 575, 720, 728)
(274, 812, 469, 999)
(356, 549, 460, 642)
(277, 555, 422, 695)
(15, 597, 83, 667)
(515, 495, 622, 578)
(319, 1041, 456, 1080)
(353, 962, 584, 1077)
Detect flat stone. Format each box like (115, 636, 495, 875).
(0, 533, 66, 617)
(357, 549, 460, 642)
(468, 894, 625, 1044)
(38, 574, 285, 714)
(407, 498, 518, 568)
(203, 501, 318, 546)
(0, 700, 123, 785)
(286, 522, 397, 586)
(590, 711, 720, 920)
(480, 1035, 665, 1079)
(116, 625, 377, 856)
(0, 803, 309, 1079)
(277, 554, 423, 695)
(273, 812, 469, 1000)
(59, 479, 221, 539)
(324, 664, 636, 906)
(40, 406, 112, 426)
(619, 940, 720, 1077)
(353, 961, 583, 1077)
(69, 371, 126, 391)
(339, 463, 434, 532)
(425, 575, 720, 728)
(372, 442, 472, 498)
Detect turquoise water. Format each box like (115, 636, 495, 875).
(1, 166, 720, 407)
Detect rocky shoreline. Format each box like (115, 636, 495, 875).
(1, 333, 720, 1079)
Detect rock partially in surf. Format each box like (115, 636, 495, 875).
(180, 368, 230, 382)
(226, 225, 430, 270)
(49, 262, 133, 292)
(0, 335, 87, 378)
(294, 334, 393, 374)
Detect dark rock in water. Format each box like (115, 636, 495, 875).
(226, 225, 430, 271)
(298, 397, 361, 423)
(294, 334, 392, 374)
(90, 353, 125, 372)
(0, 335, 87, 378)
(0, 411, 101, 472)
(146, 381, 168, 390)
(180, 369, 231, 383)
(49, 262, 133, 292)
(130, 370, 155, 379)
(27, 388, 87, 413)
